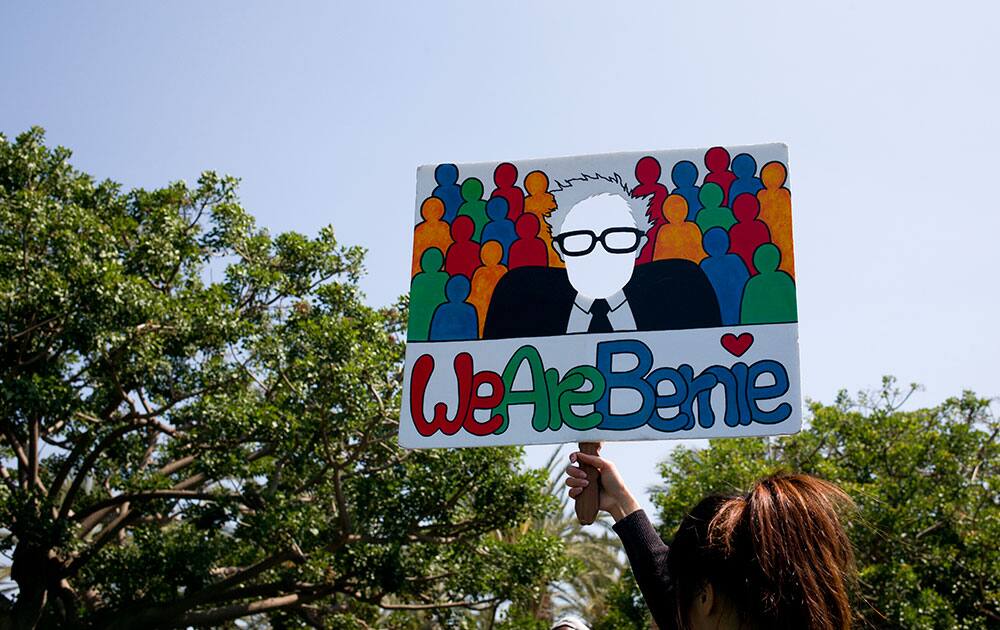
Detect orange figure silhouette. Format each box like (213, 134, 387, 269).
(523, 170, 564, 268)
(469, 241, 508, 337)
(653, 195, 707, 264)
(757, 161, 795, 278)
(412, 197, 453, 277)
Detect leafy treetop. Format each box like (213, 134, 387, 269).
(0, 128, 570, 629)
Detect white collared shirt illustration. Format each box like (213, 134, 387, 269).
(402, 145, 801, 448)
(566, 290, 636, 334)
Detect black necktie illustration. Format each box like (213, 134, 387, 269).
(588, 298, 613, 333)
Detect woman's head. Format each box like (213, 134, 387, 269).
(665, 473, 856, 630)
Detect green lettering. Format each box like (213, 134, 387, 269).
(492, 345, 549, 434)
(558, 366, 606, 431)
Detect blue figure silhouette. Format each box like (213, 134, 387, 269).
(480, 197, 517, 265)
(700, 228, 750, 326)
(429, 275, 478, 341)
(727, 154, 764, 204)
(433, 163, 464, 223)
(671, 160, 702, 221)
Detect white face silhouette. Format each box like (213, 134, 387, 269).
(558, 193, 642, 299)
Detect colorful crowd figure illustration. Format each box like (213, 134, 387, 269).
(409, 147, 795, 342)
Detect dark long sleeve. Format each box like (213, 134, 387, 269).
(612, 509, 674, 629)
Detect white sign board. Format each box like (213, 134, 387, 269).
(401, 144, 800, 448)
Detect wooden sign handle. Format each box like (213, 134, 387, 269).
(574, 442, 601, 525)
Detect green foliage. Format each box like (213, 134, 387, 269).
(589, 569, 648, 630)
(647, 378, 999, 629)
(507, 447, 628, 627)
(0, 128, 568, 628)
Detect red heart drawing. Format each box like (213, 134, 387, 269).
(721, 332, 754, 357)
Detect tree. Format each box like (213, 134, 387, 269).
(642, 379, 998, 629)
(403, 447, 628, 630)
(505, 447, 627, 628)
(588, 569, 646, 630)
(0, 128, 570, 629)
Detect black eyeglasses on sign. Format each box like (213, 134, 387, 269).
(553, 227, 644, 256)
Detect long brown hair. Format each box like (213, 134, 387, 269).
(665, 473, 857, 630)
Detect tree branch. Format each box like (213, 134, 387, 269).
(7, 314, 64, 341)
(1, 423, 47, 494)
(74, 490, 227, 527)
(157, 548, 311, 627)
(59, 420, 175, 519)
(28, 415, 39, 491)
(157, 454, 196, 477)
(0, 424, 29, 478)
(171, 591, 332, 628)
(0, 461, 17, 493)
(48, 430, 97, 506)
(333, 467, 353, 535)
(66, 503, 138, 577)
(378, 597, 500, 611)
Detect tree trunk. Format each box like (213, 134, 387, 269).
(7, 543, 49, 630)
(6, 542, 70, 630)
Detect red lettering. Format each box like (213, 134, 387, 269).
(464, 369, 504, 435)
(410, 353, 506, 437)
(410, 354, 468, 436)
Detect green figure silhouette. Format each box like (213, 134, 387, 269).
(408, 248, 449, 341)
(740, 243, 797, 324)
(457, 178, 489, 241)
(695, 182, 736, 234)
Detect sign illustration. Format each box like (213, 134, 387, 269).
(401, 144, 800, 448)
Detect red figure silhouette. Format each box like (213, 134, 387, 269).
(704, 147, 737, 205)
(490, 162, 525, 221)
(508, 214, 549, 269)
(633, 156, 670, 265)
(728, 193, 772, 274)
(445, 216, 482, 278)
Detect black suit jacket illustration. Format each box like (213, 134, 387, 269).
(482, 259, 722, 340)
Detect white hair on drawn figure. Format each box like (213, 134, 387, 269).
(546, 172, 653, 239)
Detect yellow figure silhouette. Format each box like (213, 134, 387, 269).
(412, 197, 453, 277)
(523, 170, 564, 268)
(469, 241, 508, 337)
(757, 162, 795, 278)
(653, 195, 707, 263)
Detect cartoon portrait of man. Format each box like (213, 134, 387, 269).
(483, 173, 722, 339)
(549, 174, 648, 333)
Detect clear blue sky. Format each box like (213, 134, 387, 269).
(3, 1, 998, 517)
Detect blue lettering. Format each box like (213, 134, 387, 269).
(678, 364, 716, 430)
(647, 367, 691, 432)
(747, 360, 792, 424)
(595, 340, 656, 430)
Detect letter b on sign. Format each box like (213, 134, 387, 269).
(595, 340, 655, 430)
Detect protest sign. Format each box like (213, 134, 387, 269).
(400, 144, 800, 449)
